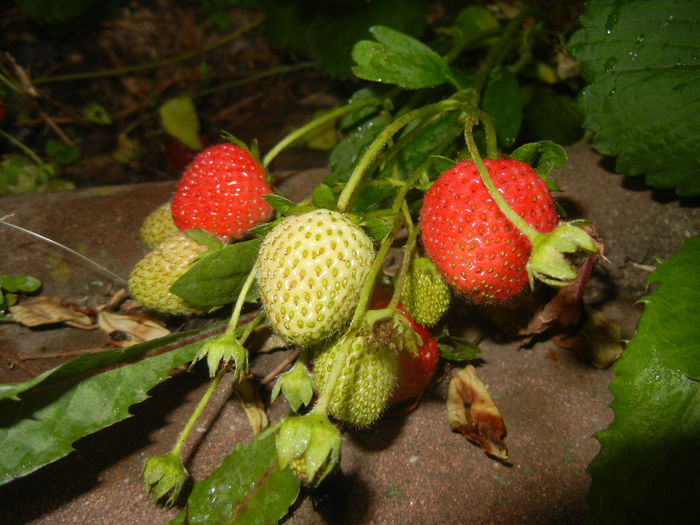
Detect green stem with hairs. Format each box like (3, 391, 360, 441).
(224, 269, 257, 338)
(389, 202, 418, 309)
(464, 116, 538, 241)
(336, 98, 465, 213)
(262, 97, 382, 168)
(32, 15, 264, 85)
(0, 128, 43, 165)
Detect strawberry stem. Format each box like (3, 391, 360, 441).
(389, 202, 418, 309)
(336, 98, 465, 213)
(463, 115, 539, 241)
(224, 269, 257, 338)
(262, 97, 382, 168)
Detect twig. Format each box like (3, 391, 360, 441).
(260, 347, 301, 386)
(0, 347, 39, 375)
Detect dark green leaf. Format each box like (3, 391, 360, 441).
(511, 141, 568, 191)
(482, 67, 521, 149)
(352, 26, 455, 89)
(263, 194, 296, 214)
(0, 274, 42, 294)
(174, 433, 300, 525)
(247, 220, 278, 239)
(0, 323, 226, 484)
(453, 6, 498, 45)
(171, 239, 261, 307)
(339, 87, 383, 131)
(327, 114, 388, 185)
(438, 336, 481, 362)
(521, 87, 584, 145)
(44, 139, 81, 165)
(568, 0, 700, 195)
(351, 182, 397, 213)
(311, 184, 337, 210)
(586, 235, 700, 524)
(263, 0, 426, 79)
(364, 217, 393, 241)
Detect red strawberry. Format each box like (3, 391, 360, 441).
(171, 143, 273, 240)
(420, 158, 558, 304)
(389, 305, 439, 405)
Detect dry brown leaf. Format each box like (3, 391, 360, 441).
(10, 296, 95, 329)
(551, 306, 624, 368)
(97, 311, 170, 347)
(234, 376, 268, 435)
(447, 365, 508, 460)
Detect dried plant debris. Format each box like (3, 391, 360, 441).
(446, 365, 508, 461)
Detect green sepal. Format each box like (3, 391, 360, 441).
(275, 414, 341, 486)
(183, 228, 225, 250)
(527, 221, 599, 287)
(193, 333, 249, 380)
(271, 361, 314, 412)
(143, 451, 188, 507)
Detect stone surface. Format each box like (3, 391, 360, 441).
(0, 145, 698, 524)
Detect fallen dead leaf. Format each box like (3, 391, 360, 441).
(10, 296, 95, 329)
(551, 306, 624, 368)
(234, 376, 269, 435)
(447, 364, 508, 460)
(97, 311, 170, 347)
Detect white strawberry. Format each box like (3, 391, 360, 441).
(139, 200, 180, 249)
(255, 209, 375, 346)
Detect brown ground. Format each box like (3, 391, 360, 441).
(1, 145, 698, 524)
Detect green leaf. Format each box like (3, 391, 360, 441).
(311, 184, 337, 210)
(438, 336, 481, 362)
(327, 114, 389, 185)
(45, 139, 81, 165)
(0, 274, 41, 294)
(364, 217, 393, 241)
(82, 101, 112, 125)
(511, 141, 568, 190)
(568, 0, 700, 195)
(263, 0, 427, 79)
(159, 96, 203, 151)
(0, 323, 224, 484)
(453, 6, 499, 45)
(351, 181, 397, 214)
(482, 67, 521, 149)
(171, 239, 261, 307)
(352, 25, 455, 89)
(339, 87, 383, 130)
(521, 87, 584, 145)
(174, 433, 300, 525)
(586, 235, 700, 524)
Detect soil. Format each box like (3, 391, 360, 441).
(1, 3, 700, 525)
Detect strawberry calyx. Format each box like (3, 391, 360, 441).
(527, 220, 599, 287)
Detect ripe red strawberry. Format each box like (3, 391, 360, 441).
(420, 158, 558, 304)
(171, 143, 273, 240)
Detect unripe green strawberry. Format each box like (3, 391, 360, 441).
(400, 257, 451, 326)
(255, 209, 375, 346)
(312, 328, 399, 427)
(140, 201, 180, 249)
(128, 232, 212, 315)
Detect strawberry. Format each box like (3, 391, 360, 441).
(420, 158, 558, 304)
(128, 232, 213, 315)
(400, 256, 451, 326)
(311, 310, 410, 427)
(170, 143, 273, 240)
(389, 305, 440, 405)
(255, 209, 375, 346)
(139, 201, 180, 249)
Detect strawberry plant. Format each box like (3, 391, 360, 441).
(1, 1, 699, 523)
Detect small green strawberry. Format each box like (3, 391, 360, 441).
(400, 257, 451, 326)
(255, 209, 375, 346)
(128, 232, 212, 315)
(312, 309, 419, 426)
(139, 201, 180, 249)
